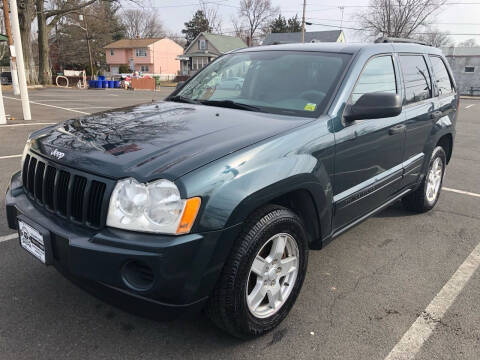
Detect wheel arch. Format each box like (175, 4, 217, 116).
(436, 133, 453, 164)
(224, 178, 331, 249)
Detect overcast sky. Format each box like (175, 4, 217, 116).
(127, 0, 480, 45)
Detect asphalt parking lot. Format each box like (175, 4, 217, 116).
(0, 88, 479, 360)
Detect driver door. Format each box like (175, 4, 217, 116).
(333, 54, 407, 231)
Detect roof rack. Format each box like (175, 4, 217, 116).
(374, 37, 429, 46)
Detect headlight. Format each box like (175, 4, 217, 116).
(21, 141, 30, 164)
(106, 178, 201, 235)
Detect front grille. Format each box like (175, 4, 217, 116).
(22, 153, 111, 229)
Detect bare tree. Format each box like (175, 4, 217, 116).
(231, 16, 249, 42)
(16, 0, 112, 85)
(0, 14, 8, 63)
(199, 0, 222, 33)
(121, 8, 164, 39)
(458, 38, 478, 47)
(238, 0, 279, 45)
(359, 0, 446, 39)
(166, 32, 187, 47)
(415, 28, 453, 47)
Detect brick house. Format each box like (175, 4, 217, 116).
(104, 38, 184, 77)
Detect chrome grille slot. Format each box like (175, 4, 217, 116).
(21, 153, 110, 229)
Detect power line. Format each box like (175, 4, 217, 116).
(121, 0, 238, 10)
(303, 1, 480, 8)
(306, 21, 480, 36)
(306, 17, 480, 26)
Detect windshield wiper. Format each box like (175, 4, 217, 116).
(169, 95, 200, 104)
(199, 99, 261, 112)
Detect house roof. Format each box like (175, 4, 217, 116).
(104, 38, 163, 49)
(202, 33, 247, 52)
(262, 30, 343, 45)
(441, 46, 480, 56)
(184, 32, 247, 54)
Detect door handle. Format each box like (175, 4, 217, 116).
(388, 124, 406, 135)
(430, 110, 443, 119)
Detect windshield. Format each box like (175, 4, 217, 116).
(174, 51, 351, 117)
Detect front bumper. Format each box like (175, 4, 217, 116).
(6, 171, 242, 319)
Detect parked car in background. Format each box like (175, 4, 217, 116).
(1, 71, 12, 85)
(6, 40, 457, 339)
(217, 76, 244, 90)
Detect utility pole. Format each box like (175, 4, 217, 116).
(301, 0, 306, 43)
(339, 6, 345, 30)
(9, 0, 31, 120)
(81, 10, 94, 79)
(0, 70, 5, 124)
(2, 0, 19, 95)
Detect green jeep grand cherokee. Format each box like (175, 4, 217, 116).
(6, 40, 457, 338)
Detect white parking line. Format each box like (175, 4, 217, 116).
(465, 104, 475, 109)
(0, 233, 17, 243)
(0, 154, 21, 160)
(0, 122, 56, 127)
(70, 106, 112, 110)
(385, 241, 480, 360)
(28, 99, 85, 102)
(3, 96, 91, 115)
(443, 187, 480, 198)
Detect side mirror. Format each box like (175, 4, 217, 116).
(343, 92, 402, 122)
(176, 81, 185, 90)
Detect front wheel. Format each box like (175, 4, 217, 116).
(205, 205, 308, 338)
(402, 146, 446, 212)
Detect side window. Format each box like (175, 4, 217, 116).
(351, 56, 396, 104)
(400, 55, 432, 105)
(430, 56, 453, 96)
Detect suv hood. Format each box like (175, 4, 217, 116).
(29, 101, 311, 181)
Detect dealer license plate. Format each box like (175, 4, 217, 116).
(18, 220, 46, 264)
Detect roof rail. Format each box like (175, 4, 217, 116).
(374, 37, 429, 46)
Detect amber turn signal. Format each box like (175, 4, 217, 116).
(176, 197, 201, 234)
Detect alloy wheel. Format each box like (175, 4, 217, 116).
(246, 233, 299, 319)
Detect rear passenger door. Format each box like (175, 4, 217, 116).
(333, 55, 406, 230)
(399, 54, 436, 185)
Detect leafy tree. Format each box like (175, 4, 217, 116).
(268, 14, 301, 33)
(269, 14, 287, 33)
(287, 15, 301, 32)
(50, 2, 126, 75)
(182, 10, 211, 46)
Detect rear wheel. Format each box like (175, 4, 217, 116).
(206, 205, 308, 338)
(402, 146, 446, 212)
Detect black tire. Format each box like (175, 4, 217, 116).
(402, 146, 446, 213)
(205, 205, 308, 338)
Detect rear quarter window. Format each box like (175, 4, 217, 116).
(429, 56, 454, 96)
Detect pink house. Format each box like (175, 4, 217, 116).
(104, 38, 184, 77)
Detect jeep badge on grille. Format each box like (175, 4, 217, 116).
(50, 149, 65, 160)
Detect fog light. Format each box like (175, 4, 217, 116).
(121, 260, 155, 291)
